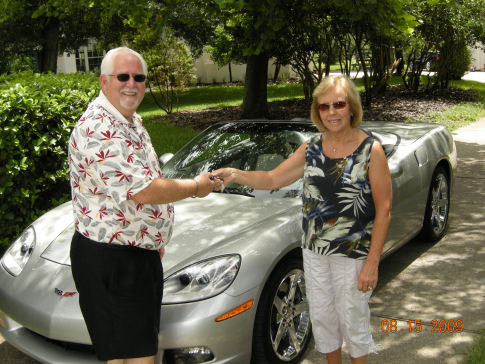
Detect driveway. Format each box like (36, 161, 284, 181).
(462, 71, 485, 83)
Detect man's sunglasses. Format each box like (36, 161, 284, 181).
(108, 73, 147, 83)
(318, 101, 347, 111)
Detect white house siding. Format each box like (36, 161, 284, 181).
(470, 44, 485, 71)
(57, 47, 297, 83)
(56, 52, 77, 73)
(193, 49, 296, 83)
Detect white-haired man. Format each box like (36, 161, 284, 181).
(68, 47, 219, 364)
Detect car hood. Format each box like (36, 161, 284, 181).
(0, 194, 300, 344)
(41, 193, 300, 275)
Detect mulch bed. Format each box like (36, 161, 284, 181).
(150, 84, 478, 130)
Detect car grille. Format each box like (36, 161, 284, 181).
(27, 329, 96, 355)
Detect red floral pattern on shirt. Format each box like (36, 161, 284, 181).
(68, 92, 174, 250)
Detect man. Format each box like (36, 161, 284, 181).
(68, 47, 219, 364)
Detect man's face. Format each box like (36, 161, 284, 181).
(100, 52, 146, 119)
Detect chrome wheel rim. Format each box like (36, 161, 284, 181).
(430, 173, 449, 235)
(270, 268, 311, 361)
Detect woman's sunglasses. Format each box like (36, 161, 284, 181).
(318, 101, 347, 111)
(108, 73, 147, 83)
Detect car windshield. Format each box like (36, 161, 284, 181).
(161, 121, 319, 198)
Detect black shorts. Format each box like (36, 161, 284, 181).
(70, 231, 163, 361)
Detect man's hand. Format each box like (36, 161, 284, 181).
(194, 172, 222, 197)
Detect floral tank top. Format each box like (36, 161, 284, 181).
(301, 134, 375, 259)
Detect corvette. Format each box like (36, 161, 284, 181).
(0, 119, 455, 363)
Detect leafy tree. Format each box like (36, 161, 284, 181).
(330, 0, 415, 106)
(163, 0, 292, 118)
(0, 0, 149, 73)
(206, 25, 239, 83)
(212, 0, 290, 118)
(425, 0, 485, 88)
(402, 0, 485, 90)
(273, 1, 337, 101)
(130, 26, 195, 114)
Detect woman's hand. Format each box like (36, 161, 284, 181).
(357, 260, 378, 293)
(212, 168, 238, 185)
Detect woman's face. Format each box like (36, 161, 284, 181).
(317, 85, 353, 133)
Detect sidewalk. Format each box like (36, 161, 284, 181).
(302, 117, 485, 363)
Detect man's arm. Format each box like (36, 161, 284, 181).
(131, 172, 218, 204)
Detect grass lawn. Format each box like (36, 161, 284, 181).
(139, 82, 305, 155)
(463, 331, 485, 364)
(139, 76, 485, 156)
(139, 82, 304, 119)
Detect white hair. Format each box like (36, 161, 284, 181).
(100, 47, 147, 75)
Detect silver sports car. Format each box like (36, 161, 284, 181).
(0, 120, 456, 364)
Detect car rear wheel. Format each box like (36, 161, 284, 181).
(421, 166, 450, 242)
(251, 256, 311, 364)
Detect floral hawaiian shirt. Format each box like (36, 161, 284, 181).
(301, 134, 375, 259)
(68, 91, 174, 250)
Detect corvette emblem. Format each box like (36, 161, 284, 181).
(54, 288, 77, 298)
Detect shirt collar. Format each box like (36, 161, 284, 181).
(95, 90, 140, 124)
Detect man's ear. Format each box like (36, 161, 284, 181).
(99, 74, 108, 90)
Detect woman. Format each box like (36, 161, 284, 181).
(213, 75, 392, 364)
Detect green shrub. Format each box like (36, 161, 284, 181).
(0, 71, 99, 248)
(449, 46, 472, 80)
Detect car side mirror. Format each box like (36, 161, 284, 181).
(159, 153, 174, 166)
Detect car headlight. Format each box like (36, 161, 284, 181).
(1, 226, 36, 276)
(163, 254, 240, 304)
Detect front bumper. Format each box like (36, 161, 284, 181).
(0, 285, 258, 364)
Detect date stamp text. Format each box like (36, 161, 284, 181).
(381, 319, 464, 333)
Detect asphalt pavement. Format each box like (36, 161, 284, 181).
(1, 73, 485, 364)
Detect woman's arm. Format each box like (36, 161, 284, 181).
(358, 141, 393, 292)
(213, 142, 307, 190)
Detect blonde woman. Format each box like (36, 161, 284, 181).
(213, 75, 392, 364)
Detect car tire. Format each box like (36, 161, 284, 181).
(251, 256, 311, 364)
(420, 166, 450, 242)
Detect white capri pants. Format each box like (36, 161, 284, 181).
(303, 249, 376, 358)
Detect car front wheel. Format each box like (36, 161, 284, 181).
(421, 166, 450, 242)
(251, 256, 311, 364)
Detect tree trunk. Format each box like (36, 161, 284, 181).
(241, 53, 270, 119)
(40, 18, 59, 73)
(354, 33, 372, 108)
(273, 63, 280, 83)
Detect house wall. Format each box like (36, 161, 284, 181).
(56, 52, 77, 73)
(193, 49, 296, 83)
(57, 47, 297, 83)
(470, 44, 485, 71)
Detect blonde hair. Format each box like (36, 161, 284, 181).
(310, 75, 363, 132)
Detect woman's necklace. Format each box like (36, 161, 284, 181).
(326, 130, 357, 154)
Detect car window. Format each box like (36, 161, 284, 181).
(161, 122, 317, 197)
